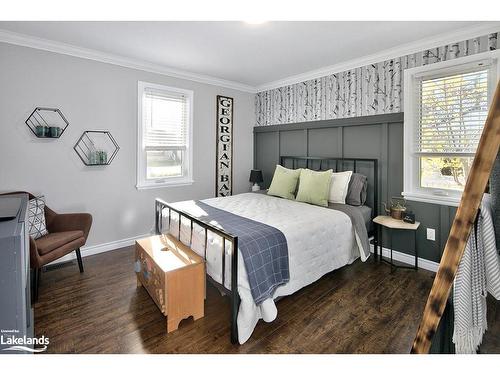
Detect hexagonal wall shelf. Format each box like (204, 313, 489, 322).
(25, 107, 69, 138)
(74, 131, 119, 166)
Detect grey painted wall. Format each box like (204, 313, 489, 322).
(254, 113, 456, 263)
(0, 42, 255, 249)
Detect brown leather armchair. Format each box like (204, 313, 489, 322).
(0, 192, 92, 301)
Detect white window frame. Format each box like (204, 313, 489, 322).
(403, 50, 500, 206)
(136, 81, 194, 190)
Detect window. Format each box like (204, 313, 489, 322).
(403, 51, 499, 206)
(137, 81, 193, 189)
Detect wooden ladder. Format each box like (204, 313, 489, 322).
(411, 80, 500, 353)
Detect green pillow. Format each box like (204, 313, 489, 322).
(267, 165, 301, 199)
(295, 169, 333, 207)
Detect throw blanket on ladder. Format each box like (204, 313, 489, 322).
(453, 194, 500, 354)
(191, 201, 289, 305)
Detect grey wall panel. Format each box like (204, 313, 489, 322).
(255, 132, 279, 188)
(279, 130, 307, 157)
(343, 124, 383, 211)
(307, 128, 341, 158)
(254, 113, 457, 263)
(403, 201, 442, 262)
(439, 206, 457, 259)
(343, 124, 383, 159)
(387, 123, 404, 201)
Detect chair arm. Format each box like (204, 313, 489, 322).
(46, 213, 93, 242)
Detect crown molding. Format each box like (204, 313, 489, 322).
(255, 22, 500, 92)
(0, 28, 257, 93)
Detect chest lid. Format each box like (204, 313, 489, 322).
(136, 234, 204, 273)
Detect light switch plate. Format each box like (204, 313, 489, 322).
(426, 228, 436, 241)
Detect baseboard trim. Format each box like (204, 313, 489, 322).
(48, 233, 149, 265)
(370, 243, 440, 273)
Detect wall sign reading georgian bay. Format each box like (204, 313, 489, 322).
(216, 95, 234, 197)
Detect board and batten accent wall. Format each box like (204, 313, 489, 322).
(255, 31, 499, 127)
(253, 113, 456, 263)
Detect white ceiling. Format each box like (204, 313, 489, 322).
(0, 21, 499, 91)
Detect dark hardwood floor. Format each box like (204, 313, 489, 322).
(33, 246, 499, 354)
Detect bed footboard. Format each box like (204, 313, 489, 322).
(154, 198, 240, 344)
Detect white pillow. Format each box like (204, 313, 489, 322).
(328, 171, 353, 204)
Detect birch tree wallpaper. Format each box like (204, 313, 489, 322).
(255, 32, 499, 126)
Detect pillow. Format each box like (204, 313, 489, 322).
(28, 196, 48, 239)
(296, 168, 333, 207)
(267, 165, 301, 199)
(346, 173, 368, 206)
(328, 170, 353, 204)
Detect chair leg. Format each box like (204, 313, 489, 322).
(76, 248, 84, 273)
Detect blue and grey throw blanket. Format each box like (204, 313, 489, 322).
(195, 201, 289, 305)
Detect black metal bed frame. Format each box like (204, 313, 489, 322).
(154, 156, 379, 344)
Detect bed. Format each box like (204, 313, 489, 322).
(154, 156, 379, 344)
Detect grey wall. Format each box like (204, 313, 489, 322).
(254, 113, 456, 263)
(0, 43, 255, 249)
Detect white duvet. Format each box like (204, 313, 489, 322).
(162, 193, 366, 344)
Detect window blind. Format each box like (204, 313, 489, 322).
(142, 88, 189, 150)
(416, 68, 489, 155)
